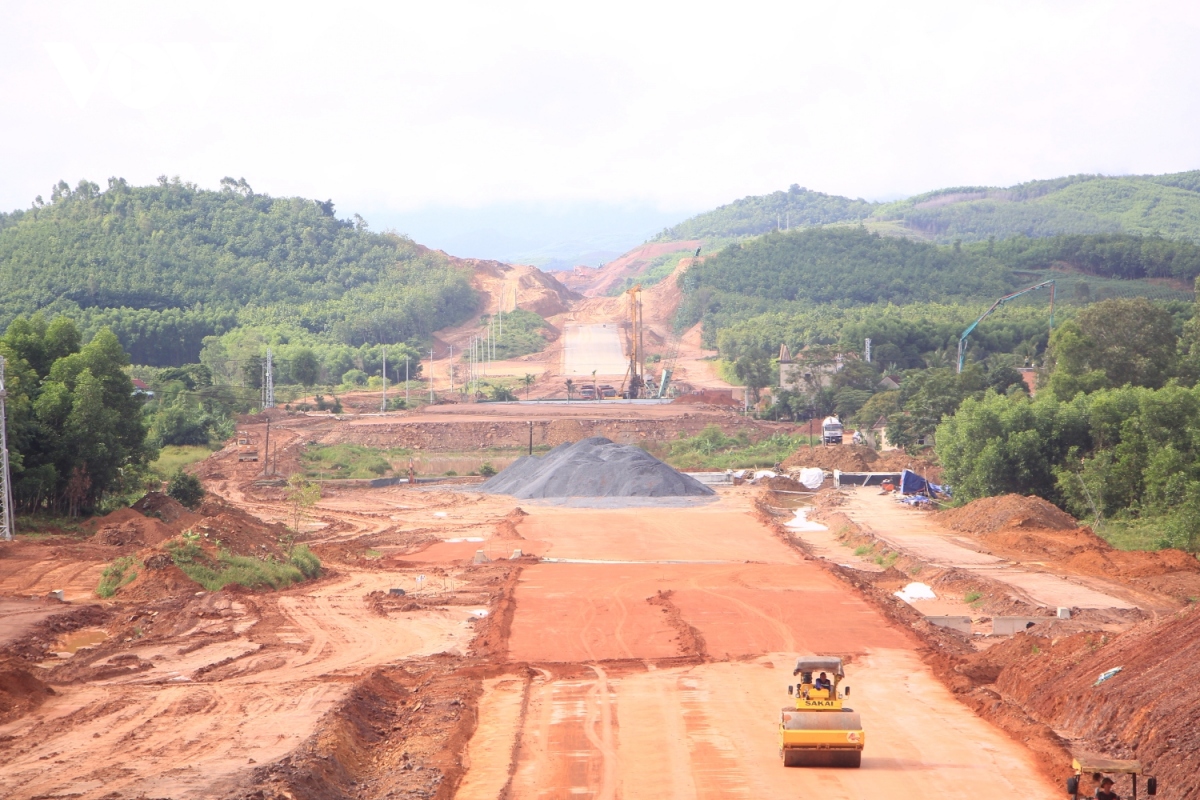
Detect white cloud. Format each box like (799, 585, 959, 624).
(2, 0, 1198, 221)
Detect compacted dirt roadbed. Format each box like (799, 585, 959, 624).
(456, 499, 1058, 799)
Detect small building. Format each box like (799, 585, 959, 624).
(876, 374, 902, 391)
(778, 344, 844, 392)
(131, 378, 155, 399)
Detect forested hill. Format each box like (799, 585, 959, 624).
(682, 227, 1016, 308)
(653, 184, 877, 241)
(656, 170, 1200, 244)
(0, 177, 477, 366)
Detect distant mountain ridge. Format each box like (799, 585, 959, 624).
(655, 171, 1200, 244)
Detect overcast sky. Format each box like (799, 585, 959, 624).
(3, 1, 1199, 261)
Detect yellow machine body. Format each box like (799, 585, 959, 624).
(779, 657, 864, 768)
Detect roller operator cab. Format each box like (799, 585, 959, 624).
(779, 657, 863, 768)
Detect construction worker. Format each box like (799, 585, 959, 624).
(813, 672, 832, 692)
(1094, 777, 1120, 800)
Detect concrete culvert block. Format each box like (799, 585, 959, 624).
(925, 615, 971, 635)
(992, 616, 1045, 635)
(1057, 607, 1072, 619)
(48, 589, 66, 602)
(511, 549, 523, 559)
(474, 550, 491, 564)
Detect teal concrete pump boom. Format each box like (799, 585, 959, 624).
(957, 280, 1056, 373)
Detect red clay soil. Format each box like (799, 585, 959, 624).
(938, 494, 1078, 535)
(672, 388, 741, 407)
(976, 610, 1200, 799)
(936, 495, 1200, 600)
(0, 661, 55, 724)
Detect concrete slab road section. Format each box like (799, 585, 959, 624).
(563, 323, 628, 376)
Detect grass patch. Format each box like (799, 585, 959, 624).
(853, 545, 873, 557)
(963, 590, 982, 604)
(713, 359, 744, 386)
(166, 540, 321, 591)
(364, 548, 383, 560)
(150, 445, 218, 481)
(479, 309, 551, 360)
(1094, 518, 1171, 551)
(648, 425, 807, 470)
(300, 443, 409, 480)
(97, 556, 142, 598)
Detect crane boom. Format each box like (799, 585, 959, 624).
(957, 280, 1055, 373)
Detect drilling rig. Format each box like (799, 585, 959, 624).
(620, 286, 646, 399)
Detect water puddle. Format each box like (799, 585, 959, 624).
(56, 628, 108, 654)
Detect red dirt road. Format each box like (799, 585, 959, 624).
(456, 501, 1059, 799)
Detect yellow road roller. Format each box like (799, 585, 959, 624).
(779, 656, 863, 768)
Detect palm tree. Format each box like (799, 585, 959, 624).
(565, 378, 575, 402)
(521, 373, 536, 400)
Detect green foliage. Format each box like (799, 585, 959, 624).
(480, 310, 550, 360)
(685, 227, 1015, 309)
(1045, 298, 1178, 399)
(96, 555, 141, 597)
(148, 445, 213, 481)
(975, 233, 1200, 282)
(285, 473, 321, 532)
(287, 545, 322, 579)
(935, 390, 1089, 504)
(1, 316, 153, 514)
(654, 184, 877, 241)
(649, 425, 804, 470)
(486, 383, 518, 402)
(166, 539, 320, 591)
(300, 444, 399, 479)
(878, 172, 1200, 242)
(167, 470, 205, 509)
(479, 462, 497, 477)
(0, 177, 477, 366)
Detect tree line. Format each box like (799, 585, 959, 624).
(0, 177, 478, 366)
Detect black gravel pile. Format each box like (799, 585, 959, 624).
(479, 436, 714, 499)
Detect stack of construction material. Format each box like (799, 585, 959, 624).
(480, 437, 714, 499)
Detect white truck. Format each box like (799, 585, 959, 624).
(822, 416, 844, 445)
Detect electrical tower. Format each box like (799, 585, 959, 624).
(0, 356, 15, 541)
(263, 348, 275, 408)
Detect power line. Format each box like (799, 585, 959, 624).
(0, 356, 15, 541)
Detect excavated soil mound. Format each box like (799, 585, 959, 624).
(132, 492, 203, 529)
(673, 389, 740, 407)
(190, 496, 291, 557)
(86, 507, 174, 547)
(0, 661, 54, 724)
(938, 494, 1078, 536)
(480, 437, 714, 499)
(989, 609, 1200, 793)
(782, 444, 876, 472)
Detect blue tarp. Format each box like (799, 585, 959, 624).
(900, 469, 951, 497)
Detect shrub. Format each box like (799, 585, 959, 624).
(167, 470, 205, 509)
(165, 539, 321, 591)
(97, 556, 141, 597)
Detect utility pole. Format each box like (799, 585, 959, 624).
(263, 418, 271, 477)
(381, 347, 387, 412)
(429, 348, 434, 403)
(405, 356, 410, 406)
(449, 345, 454, 394)
(264, 348, 275, 409)
(0, 357, 14, 541)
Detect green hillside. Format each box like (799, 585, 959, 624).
(652, 184, 877, 241)
(0, 177, 477, 367)
(657, 171, 1200, 245)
